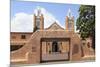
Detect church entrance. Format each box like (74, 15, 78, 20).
(40, 38, 70, 62)
(52, 41, 59, 52)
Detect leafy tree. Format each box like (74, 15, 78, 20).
(76, 5, 95, 49)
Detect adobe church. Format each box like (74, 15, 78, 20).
(10, 9, 95, 64)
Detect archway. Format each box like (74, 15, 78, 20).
(52, 41, 59, 52)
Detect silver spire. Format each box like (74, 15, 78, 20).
(67, 8, 72, 19)
(37, 6, 41, 16)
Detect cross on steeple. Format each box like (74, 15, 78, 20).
(37, 6, 41, 16)
(67, 8, 72, 19)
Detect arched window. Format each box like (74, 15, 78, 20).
(68, 23, 72, 30)
(52, 41, 59, 52)
(36, 17, 40, 29)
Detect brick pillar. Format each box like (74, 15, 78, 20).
(40, 14, 44, 30)
(65, 16, 69, 31)
(71, 16, 74, 32)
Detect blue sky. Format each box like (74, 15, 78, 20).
(11, 0, 80, 32)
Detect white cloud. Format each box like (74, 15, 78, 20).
(11, 13, 33, 32)
(11, 7, 63, 32)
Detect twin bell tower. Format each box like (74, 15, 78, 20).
(33, 8, 74, 32)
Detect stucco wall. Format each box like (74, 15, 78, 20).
(11, 31, 82, 64)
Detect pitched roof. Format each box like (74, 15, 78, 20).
(45, 22, 64, 30)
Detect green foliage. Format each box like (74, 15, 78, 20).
(76, 5, 95, 39)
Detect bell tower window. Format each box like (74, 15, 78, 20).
(33, 7, 44, 32)
(36, 17, 40, 29)
(68, 19, 73, 31)
(35, 7, 41, 30)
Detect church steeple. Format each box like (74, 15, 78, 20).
(37, 6, 41, 16)
(65, 9, 74, 32)
(33, 7, 44, 32)
(67, 9, 72, 18)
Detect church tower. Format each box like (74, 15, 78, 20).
(33, 8, 44, 32)
(65, 9, 74, 32)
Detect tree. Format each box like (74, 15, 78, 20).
(76, 5, 95, 49)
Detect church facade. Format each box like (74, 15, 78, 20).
(10, 9, 94, 64)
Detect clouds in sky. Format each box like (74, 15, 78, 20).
(11, 7, 64, 32)
(11, 6, 78, 32)
(11, 12, 33, 32)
